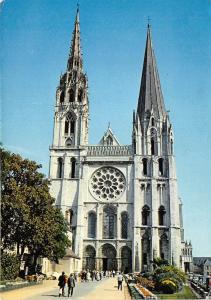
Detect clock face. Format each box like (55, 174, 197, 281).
(89, 166, 126, 201)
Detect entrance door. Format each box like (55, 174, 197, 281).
(101, 243, 117, 271)
(103, 258, 108, 271)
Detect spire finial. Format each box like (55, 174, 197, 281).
(108, 122, 111, 129)
(147, 16, 151, 28)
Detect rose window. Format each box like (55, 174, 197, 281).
(90, 167, 126, 201)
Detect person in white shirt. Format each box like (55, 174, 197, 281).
(117, 273, 123, 290)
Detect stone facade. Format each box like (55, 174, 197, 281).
(49, 9, 190, 272)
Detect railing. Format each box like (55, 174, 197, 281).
(87, 145, 132, 156)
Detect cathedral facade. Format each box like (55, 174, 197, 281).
(49, 9, 190, 273)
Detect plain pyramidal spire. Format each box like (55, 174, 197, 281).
(137, 25, 166, 122)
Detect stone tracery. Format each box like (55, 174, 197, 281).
(90, 167, 126, 201)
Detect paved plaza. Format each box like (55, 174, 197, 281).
(0, 277, 130, 300)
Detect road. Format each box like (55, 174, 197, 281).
(1, 277, 129, 300)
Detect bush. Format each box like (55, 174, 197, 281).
(160, 279, 177, 294)
(1, 253, 20, 280)
(136, 276, 155, 290)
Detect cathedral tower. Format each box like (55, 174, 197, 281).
(52, 8, 89, 150)
(132, 25, 183, 271)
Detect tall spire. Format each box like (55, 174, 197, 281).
(137, 25, 166, 122)
(67, 6, 82, 71)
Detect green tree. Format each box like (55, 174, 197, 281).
(152, 265, 186, 292)
(1, 253, 20, 280)
(1, 148, 70, 270)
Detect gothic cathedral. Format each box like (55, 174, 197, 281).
(49, 9, 192, 273)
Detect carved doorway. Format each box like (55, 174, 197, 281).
(101, 243, 117, 271)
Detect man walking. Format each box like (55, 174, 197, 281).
(117, 272, 123, 291)
(67, 273, 75, 297)
(58, 271, 66, 297)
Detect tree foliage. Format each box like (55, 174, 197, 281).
(1, 148, 70, 267)
(152, 265, 186, 292)
(1, 253, 20, 280)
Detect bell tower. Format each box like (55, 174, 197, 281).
(52, 7, 89, 148)
(132, 25, 183, 271)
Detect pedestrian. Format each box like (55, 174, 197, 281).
(67, 273, 75, 297)
(112, 270, 115, 277)
(117, 272, 123, 291)
(87, 270, 91, 281)
(96, 271, 100, 281)
(58, 271, 66, 297)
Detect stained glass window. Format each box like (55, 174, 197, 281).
(88, 212, 96, 238)
(103, 206, 116, 239)
(121, 212, 128, 239)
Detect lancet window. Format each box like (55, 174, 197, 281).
(71, 157, 76, 178)
(142, 205, 150, 225)
(69, 89, 75, 102)
(103, 205, 117, 239)
(158, 205, 166, 226)
(57, 157, 63, 179)
(60, 91, 65, 103)
(142, 158, 148, 175)
(158, 158, 164, 176)
(121, 212, 128, 239)
(88, 211, 96, 238)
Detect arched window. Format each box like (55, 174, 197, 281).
(106, 136, 113, 145)
(78, 89, 83, 102)
(170, 139, 173, 154)
(65, 209, 73, 226)
(70, 120, 75, 134)
(57, 157, 63, 179)
(142, 232, 150, 270)
(158, 205, 166, 226)
(151, 117, 155, 126)
(103, 205, 117, 239)
(160, 233, 168, 260)
(88, 212, 96, 238)
(158, 158, 164, 176)
(142, 205, 150, 225)
(69, 89, 75, 102)
(151, 128, 157, 155)
(121, 212, 128, 239)
(151, 138, 155, 155)
(71, 157, 76, 178)
(60, 91, 65, 103)
(142, 158, 148, 175)
(65, 121, 69, 135)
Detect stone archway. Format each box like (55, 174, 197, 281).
(83, 245, 96, 270)
(121, 246, 132, 273)
(100, 243, 117, 271)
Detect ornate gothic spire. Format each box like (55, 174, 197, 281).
(137, 25, 166, 122)
(67, 7, 82, 71)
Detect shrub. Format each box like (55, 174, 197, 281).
(136, 276, 155, 290)
(160, 279, 177, 294)
(1, 253, 20, 280)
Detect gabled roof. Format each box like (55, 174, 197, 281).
(99, 127, 120, 146)
(193, 257, 211, 266)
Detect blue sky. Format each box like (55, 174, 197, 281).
(2, 0, 211, 257)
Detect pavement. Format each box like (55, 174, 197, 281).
(0, 277, 131, 300)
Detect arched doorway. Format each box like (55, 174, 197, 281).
(84, 245, 96, 270)
(101, 243, 117, 271)
(121, 246, 132, 273)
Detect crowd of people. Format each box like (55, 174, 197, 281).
(58, 269, 124, 297)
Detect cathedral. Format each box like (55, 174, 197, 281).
(48, 8, 192, 273)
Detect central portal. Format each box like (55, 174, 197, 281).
(101, 243, 117, 271)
